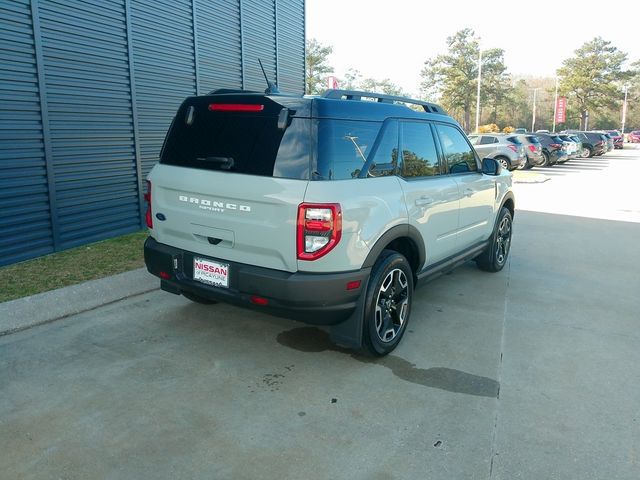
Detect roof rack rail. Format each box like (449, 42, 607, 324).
(322, 89, 446, 114)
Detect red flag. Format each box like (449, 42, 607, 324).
(327, 76, 339, 89)
(555, 96, 567, 123)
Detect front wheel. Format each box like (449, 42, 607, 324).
(362, 250, 413, 356)
(540, 151, 550, 167)
(581, 147, 592, 158)
(476, 207, 513, 272)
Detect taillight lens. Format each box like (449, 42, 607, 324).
(550, 143, 561, 149)
(144, 180, 153, 228)
(297, 203, 342, 261)
(528, 145, 536, 152)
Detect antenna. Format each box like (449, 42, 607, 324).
(258, 59, 280, 95)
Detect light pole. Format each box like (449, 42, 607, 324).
(621, 84, 629, 135)
(474, 47, 482, 133)
(531, 88, 539, 132)
(552, 77, 559, 133)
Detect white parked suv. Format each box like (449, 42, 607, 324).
(144, 89, 515, 355)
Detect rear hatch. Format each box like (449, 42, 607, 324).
(148, 94, 311, 272)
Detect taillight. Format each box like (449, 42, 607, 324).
(507, 144, 518, 153)
(297, 203, 342, 261)
(528, 145, 536, 152)
(144, 180, 153, 228)
(208, 104, 264, 112)
(550, 143, 561, 149)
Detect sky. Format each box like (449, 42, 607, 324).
(306, 0, 640, 97)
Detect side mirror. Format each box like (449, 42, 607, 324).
(482, 157, 501, 176)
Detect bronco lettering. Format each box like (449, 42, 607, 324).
(178, 195, 251, 212)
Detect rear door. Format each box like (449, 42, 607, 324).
(148, 95, 310, 272)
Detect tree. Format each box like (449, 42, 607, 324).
(420, 28, 511, 132)
(358, 77, 407, 96)
(305, 39, 333, 95)
(557, 37, 631, 130)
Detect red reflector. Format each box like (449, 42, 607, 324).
(250, 295, 269, 306)
(208, 103, 265, 112)
(159, 271, 171, 279)
(346, 280, 361, 291)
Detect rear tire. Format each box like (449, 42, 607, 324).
(476, 207, 513, 273)
(182, 291, 218, 305)
(496, 156, 510, 171)
(540, 151, 550, 167)
(362, 250, 413, 356)
(582, 146, 592, 158)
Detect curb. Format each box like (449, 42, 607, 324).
(0, 268, 158, 336)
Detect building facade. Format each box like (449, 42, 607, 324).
(0, 0, 305, 265)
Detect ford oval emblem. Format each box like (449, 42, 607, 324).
(155, 213, 166, 221)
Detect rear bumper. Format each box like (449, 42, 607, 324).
(144, 237, 370, 325)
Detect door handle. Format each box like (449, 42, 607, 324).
(463, 188, 474, 197)
(415, 196, 434, 206)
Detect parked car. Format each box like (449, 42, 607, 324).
(605, 130, 623, 149)
(629, 130, 640, 143)
(556, 134, 580, 161)
(467, 134, 527, 170)
(600, 133, 614, 153)
(564, 131, 607, 157)
(516, 134, 544, 168)
(143, 88, 515, 355)
(534, 133, 568, 166)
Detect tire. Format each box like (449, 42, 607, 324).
(182, 291, 218, 304)
(362, 250, 413, 356)
(496, 156, 510, 171)
(540, 151, 550, 167)
(475, 207, 513, 273)
(582, 146, 592, 158)
(523, 160, 533, 170)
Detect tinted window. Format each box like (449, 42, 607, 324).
(400, 122, 440, 178)
(506, 136, 522, 145)
(316, 120, 380, 180)
(526, 135, 540, 144)
(436, 124, 478, 174)
(479, 136, 497, 145)
(161, 111, 311, 179)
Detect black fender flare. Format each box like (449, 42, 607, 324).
(362, 224, 426, 272)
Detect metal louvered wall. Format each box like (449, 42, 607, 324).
(0, 0, 305, 266)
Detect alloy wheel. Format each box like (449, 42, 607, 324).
(495, 216, 512, 266)
(374, 268, 410, 343)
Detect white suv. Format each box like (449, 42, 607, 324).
(144, 89, 515, 355)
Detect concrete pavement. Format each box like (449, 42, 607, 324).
(1, 146, 639, 479)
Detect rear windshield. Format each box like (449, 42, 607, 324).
(506, 136, 522, 145)
(160, 99, 310, 179)
(526, 135, 540, 144)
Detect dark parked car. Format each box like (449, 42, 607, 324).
(605, 130, 623, 149)
(535, 133, 568, 166)
(564, 131, 606, 158)
(467, 134, 527, 170)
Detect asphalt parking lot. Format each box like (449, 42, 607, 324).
(1, 146, 639, 479)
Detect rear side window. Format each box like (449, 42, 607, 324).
(399, 122, 440, 178)
(479, 136, 497, 145)
(436, 124, 478, 174)
(316, 120, 381, 180)
(161, 102, 310, 179)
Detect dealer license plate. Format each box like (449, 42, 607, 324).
(193, 257, 229, 288)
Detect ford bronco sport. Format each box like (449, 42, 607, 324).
(144, 89, 515, 355)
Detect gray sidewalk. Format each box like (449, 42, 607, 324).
(0, 268, 158, 336)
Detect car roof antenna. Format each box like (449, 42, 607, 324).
(258, 59, 280, 95)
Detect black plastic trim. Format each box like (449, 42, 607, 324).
(145, 237, 369, 325)
(362, 224, 426, 272)
(416, 240, 489, 283)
